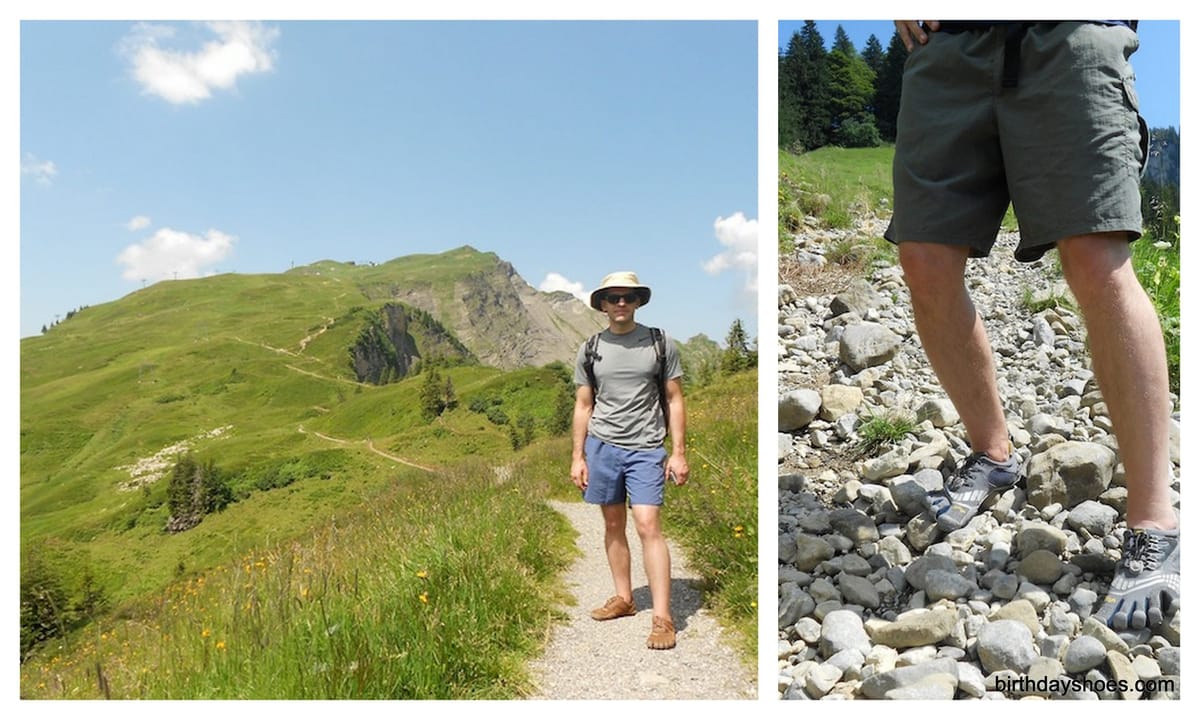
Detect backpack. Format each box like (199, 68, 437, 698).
(583, 327, 669, 434)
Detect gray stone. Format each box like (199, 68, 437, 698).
(1031, 315, 1055, 346)
(860, 658, 960, 699)
(778, 533, 798, 565)
(989, 599, 1041, 636)
(1029, 412, 1073, 438)
(866, 607, 958, 649)
(839, 322, 902, 372)
(828, 507, 879, 545)
(838, 573, 881, 609)
(863, 448, 910, 482)
(1017, 549, 1064, 585)
(1106, 651, 1143, 701)
(1026, 441, 1117, 509)
(1132, 654, 1162, 682)
(905, 513, 941, 553)
(820, 610, 872, 658)
(779, 585, 815, 628)
(924, 569, 977, 601)
(1066, 500, 1119, 536)
(830, 279, 885, 318)
(808, 578, 841, 605)
(819, 384, 864, 422)
(889, 475, 935, 518)
(876, 535, 912, 567)
(1080, 616, 1130, 654)
(794, 616, 822, 644)
(916, 398, 959, 429)
(777, 433, 793, 462)
(793, 534, 835, 572)
(883, 674, 958, 700)
(991, 573, 1020, 600)
(779, 388, 823, 432)
(1156, 647, 1180, 676)
(904, 554, 958, 592)
(956, 661, 987, 698)
(977, 620, 1038, 674)
(1015, 522, 1069, 556)
(1068, 587, 1098, 618)
(804, 663, 843, 698)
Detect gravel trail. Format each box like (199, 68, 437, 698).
(526, 500, 757, 700)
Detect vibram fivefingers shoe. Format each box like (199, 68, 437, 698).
(926, 451, 1023, 532)
(1094, 528, 1180, 631)
(646, 616, 676, 650)
(590, 595, 636, 621)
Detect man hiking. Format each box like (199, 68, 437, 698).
(570, 271, 689, 649)
(889, 20, 1179, 631)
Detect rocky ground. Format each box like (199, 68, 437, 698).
(776, 216, 1182, 700)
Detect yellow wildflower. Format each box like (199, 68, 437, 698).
(416, 570, 428, 579)
(419, 591, 429, 604)
(201, 628, 211, 638)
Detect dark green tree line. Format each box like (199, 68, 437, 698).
(779, 22, 907, 151)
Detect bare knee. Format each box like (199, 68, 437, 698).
(1057, 233, 1139, 311)
(898, 242, 970, 306)
(632, 509, 663, 541)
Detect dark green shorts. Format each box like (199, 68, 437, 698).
(887, 22, 1148, 261)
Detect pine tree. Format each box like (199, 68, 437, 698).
(779, 22, 833, 151)
(832, 25, 856, 56)
(720, 318, 755, 374)
(420, 367, 445, 421)
(874, 31, 908, 142)
(861, 34, 885, 77)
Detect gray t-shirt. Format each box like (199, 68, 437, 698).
(573, 323, 683, 450)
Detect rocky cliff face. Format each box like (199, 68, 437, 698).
(449, 260, 605, 369)
(348, 303, 473, 384)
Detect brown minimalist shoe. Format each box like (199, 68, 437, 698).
(590, 595, 636, 621)
(646, 616, 676, 649)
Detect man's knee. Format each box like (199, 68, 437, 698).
(1057, 233, 1138, 309)
(631, 507, 663, 540)
(898, 242, 969, 302)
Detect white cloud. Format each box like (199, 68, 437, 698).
(121, 21, 279, 105)
(702, 211, 758, 293)
(126, 215, 152, 231)
(21, 153, 58, 185)
(538, 272, 589, 303)
(117, 228, 236, 281)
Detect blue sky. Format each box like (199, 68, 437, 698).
(778, 20, 1181, 131)
(19, 20, 758, 343)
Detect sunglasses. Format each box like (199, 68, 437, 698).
(603, 292, 640, 305)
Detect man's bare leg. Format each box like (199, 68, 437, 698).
(631, 504, 671, 619)
(899, 242, 1010, 460)
(1057, 234, 1176, 530)
(600, 503, 634, 601)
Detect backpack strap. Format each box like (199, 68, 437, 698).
(650, 327, 669, 434)
(583, 332, 602, 398)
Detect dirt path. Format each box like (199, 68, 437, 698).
(297, 426, 436, 473)
(525, 500, 756, 700)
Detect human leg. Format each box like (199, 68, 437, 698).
(899, 242, 1010, 460)
(631, 504, 675, 649)
(1057, 233, 1178, 631)
(593, 503, 635, 617)
(1057, 234, 1175, 531)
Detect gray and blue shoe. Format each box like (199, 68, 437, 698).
(926, 451, 1023, 532)
(1094, 528, 1180, 631)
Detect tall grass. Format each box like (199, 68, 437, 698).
(20, 457, 574, 699)
(1132, 221, 1181, 396)
(662, 370, 757, 659)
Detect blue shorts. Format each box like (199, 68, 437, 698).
(583, 436, 667, 506)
